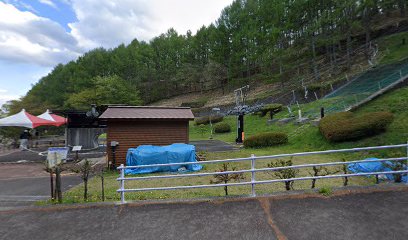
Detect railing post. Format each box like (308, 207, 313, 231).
(120, 164, 125, 204)
(251, 154, 256, 197)
(406, 142, 408, 185)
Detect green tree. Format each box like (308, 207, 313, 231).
(65, 75, 142, 109)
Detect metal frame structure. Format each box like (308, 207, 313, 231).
(233, 85, 250, 143)
(117, 144, 408, 204)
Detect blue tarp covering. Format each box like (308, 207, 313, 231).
(125, 143, 202, 175)
(348, 158, 407, 182)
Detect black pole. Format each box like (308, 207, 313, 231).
(236, 114, 244, 144)
(111, 146, 116, 170)
(55, 167, 62, 203)
(50, 169, 54, 201)
(320, 107, 325, 118)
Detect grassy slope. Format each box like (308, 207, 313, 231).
(379, 31, 408, 65)
(59, 32, 408, 204)
(152, 32, 408, 109)
(58, 86, 408, 204)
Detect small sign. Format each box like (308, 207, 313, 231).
(72, 146, 82, 151)
(47, 147, 69, 168)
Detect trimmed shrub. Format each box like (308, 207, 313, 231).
(319, 111, 394, 142)
(180, 100, 206, 108)
(259, 104, 283, 118)
(194, 115, 224, 125)
(214, 122, 231, 133)
(244, 132, 288, 148)
(191, 108, 201, 116)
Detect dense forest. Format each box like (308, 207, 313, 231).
(4, 0, 407, 114)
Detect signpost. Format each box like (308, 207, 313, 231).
(72, 145, 82, 161)
(46, 147, 69, 202)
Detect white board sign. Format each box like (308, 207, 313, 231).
(72, 146, 82, 151)
(47, 147, 69, 168)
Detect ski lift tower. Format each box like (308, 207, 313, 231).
(234, 85, 250, 144)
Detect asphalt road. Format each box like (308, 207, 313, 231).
(0, 163, 82, 209)
(1, 189, 407, 240)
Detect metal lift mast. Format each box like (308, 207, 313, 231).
(234, 85, 250, 144)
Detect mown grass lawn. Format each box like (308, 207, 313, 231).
(61, 152, 376, 204)
(59, 86, 408, 204)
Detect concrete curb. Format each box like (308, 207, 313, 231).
(1, 183, 407, 214)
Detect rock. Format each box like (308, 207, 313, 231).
(311, 118, 321, 126)
(267, 119, 279, 125)
(277, 117, 295, 125)
(295, 117, 310, 125)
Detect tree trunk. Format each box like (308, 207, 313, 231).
(311, 179, 316, 189)
(224, 179, 228, 195)
(285, 181, 291, 191)
(332, 43, 337, 68)
(399, 0, 406, 17)
(346, 32, 352, 70)
(343, 176, 348, 186)
(363, 7, 371, 60)
(84, 179, 88, 200)
(311, 34, 320, 81)
(279, 56, 284, 88)
(101, 174, 105, 202)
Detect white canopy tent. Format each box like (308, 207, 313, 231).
(0, 109, 56, 128)
(37, 110, 67, 127)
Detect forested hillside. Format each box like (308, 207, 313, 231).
(4, 0, 407, 114)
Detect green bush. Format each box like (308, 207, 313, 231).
(307, 83, 331, 94)
(318, 186, 333, 196)
(180, 100, 206, 108)
(214, 122, 231, 133)
(194, 115, 223, 125)
(244, 132, 288, 148)
(259, 104, 283, 118)
(319, 111, 394, 142)
(191, 108, 201, 116)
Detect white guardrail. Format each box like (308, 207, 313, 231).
(117, 143, 408, 204)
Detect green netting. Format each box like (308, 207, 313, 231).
(301, 59, 408, 118)
(326, 59, 408, 99)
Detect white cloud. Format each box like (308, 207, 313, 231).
(0, 89, 20, 107)
(67, 0, 233, 48)
(38, 0, 57, 9)
(0, 2, 82, 66)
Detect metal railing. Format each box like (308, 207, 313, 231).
(117, 144, 408, 204)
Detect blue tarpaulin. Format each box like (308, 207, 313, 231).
(125, 143, 202, 175)
(348, 158, 407, 182)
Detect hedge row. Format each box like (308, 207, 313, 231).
(214, 122, 231, 133)
(194, 115, 223, 125)
(319, 111, 394, 142)
(259, 104, 283, 117)
(244, 132, 288, 148)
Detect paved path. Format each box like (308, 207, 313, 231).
(191, 140, 239, 152)
(1, 189, 407, 240)
(0, 149, 46, 163)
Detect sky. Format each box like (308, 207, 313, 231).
(0, 0, 233, 106)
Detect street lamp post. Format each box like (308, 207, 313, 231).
(210, 108, 221, 139)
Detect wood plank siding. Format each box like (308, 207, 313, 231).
(107, 120, 189, 165)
